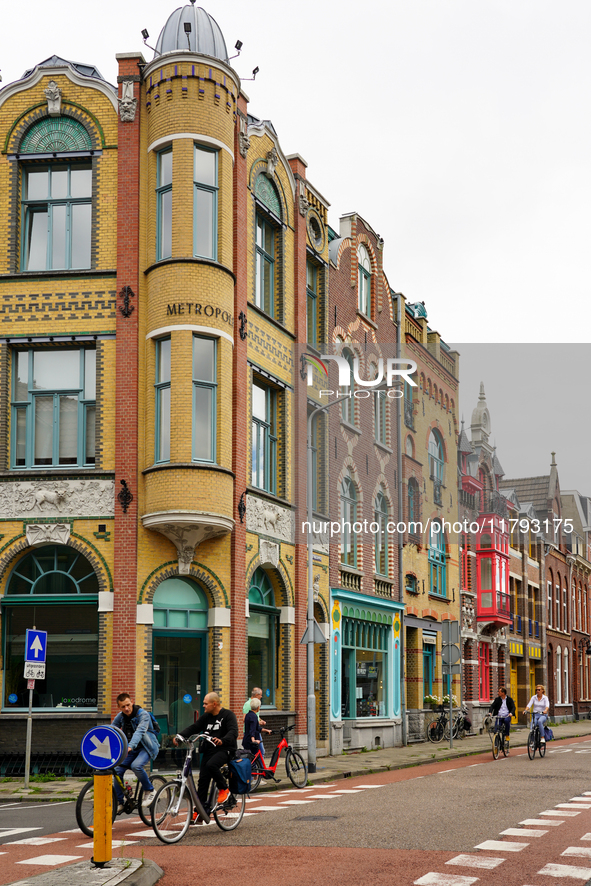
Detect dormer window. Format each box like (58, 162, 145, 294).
(357, 244, 371, 316)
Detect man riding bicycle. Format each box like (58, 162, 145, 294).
(489, 687, 516, 749)
(174, 691, 238, 815)
(111, 692, 160, 812)
(524, 684, 550, 743)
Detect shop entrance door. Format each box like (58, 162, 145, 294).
(510, 660, 518, 723)
(152, 634, 207, 738)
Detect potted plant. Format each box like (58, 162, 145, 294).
(423, 694, 441, 709)
(442, 694, 458, 707)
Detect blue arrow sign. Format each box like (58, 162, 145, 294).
(25, 629, 47, 664)
(81, 725, 128, 771)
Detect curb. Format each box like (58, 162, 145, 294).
(123, 860, 164, 886)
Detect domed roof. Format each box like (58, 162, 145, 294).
(154, 4, 228, 60)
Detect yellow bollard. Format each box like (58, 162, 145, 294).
(92, 772, 112, 866)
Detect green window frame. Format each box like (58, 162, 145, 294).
(251, 380, 277, 494)
(192, 335, 216, 463)
(307, 261, 318, 347)
(2, 545, 99, 712)
(11, 348, 96, 469)
(193, 145, 217, 260)
(357, 244, 371, 316)
(429, 521, 447, 598)
(155, 337, 171, 463)
(341, 615, 389, 718)
(21, 164, 92, 271)
(340, 472, 357, 567)
(156, 149, 172, 261)
(255, 214, 275, 316)
(248, 568, 279, 706)
(375, 490, 389, 576)
(423, 643, 435, 697)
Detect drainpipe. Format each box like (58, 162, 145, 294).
(396, 292, 407, 746)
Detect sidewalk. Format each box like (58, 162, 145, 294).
(3, 717, 591, 885)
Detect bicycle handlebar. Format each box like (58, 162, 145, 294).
(174, 732, 217, 747)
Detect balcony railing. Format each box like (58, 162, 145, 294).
(482, 491, 509, 519)
(340, 566, 362, 593)
(374, 576, 394, 598)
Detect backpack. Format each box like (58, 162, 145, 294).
(229, 755, 252, 795)
(141, 708, 161, 744)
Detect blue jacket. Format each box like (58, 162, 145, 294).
(112, 706, 160, 761)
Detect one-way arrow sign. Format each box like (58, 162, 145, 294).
(25, 630, 47, 664)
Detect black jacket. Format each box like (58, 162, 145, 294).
(489, 695, 516, 717)
(179, 707, 238, 756)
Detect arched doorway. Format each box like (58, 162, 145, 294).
(152, 577, 208, 738)
(3, 545, 99, 710)
(248, 568, 279, 707)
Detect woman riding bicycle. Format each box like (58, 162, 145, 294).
(524, 684, 550, 743)
(489, 687, 516, 750)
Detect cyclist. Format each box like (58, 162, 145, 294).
(243, 697, 264, 755)
(524, 684, 550, 743)
(174, 691, 238, 814)
(242, 687, 271, 756)
(111, 692, 160, 813)
(488, 687, 516, 750)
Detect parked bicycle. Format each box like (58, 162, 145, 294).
(76, 770, 167, 837)
(426, 706, 450, 743)
(249, 724, 308, 791)
(527, 714, 547, 760)
(491, 715, 509, 759)
(151, 734, 245, 843)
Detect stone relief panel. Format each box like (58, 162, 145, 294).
(246, 496, 294, 543)
(26, 523, 71, 546)
(0, 480, 115, 518)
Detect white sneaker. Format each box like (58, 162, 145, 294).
(116, 803, 125, 815)
(540, 737, 546, 743)
(142, 790, 156, 807)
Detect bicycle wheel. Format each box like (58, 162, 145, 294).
(427, 719, 444, 743)
(250, 756, 264, 792)
(151, 781, 191, 844)
(138, 775, 167, 828)
(492, 732, 500, 760)
(286, 750, 308, 788)
(213, 793, 246, 831)
(502, 734, 508, 757)
(527, 731, 536, 760)
(539, 736, 546, 758)
(75, 779, 117, 837)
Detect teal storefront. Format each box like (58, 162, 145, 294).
(330, 588, 403, 753)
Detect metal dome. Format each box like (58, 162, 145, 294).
(154, 4, 228, 60)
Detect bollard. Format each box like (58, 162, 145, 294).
(91, 772, 112, 867)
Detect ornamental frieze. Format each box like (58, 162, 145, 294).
(0, 480, 115, 519)
(246, 495, 294, 544)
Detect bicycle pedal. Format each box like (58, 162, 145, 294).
(273, 777, 281, 783)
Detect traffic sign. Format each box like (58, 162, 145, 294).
(442, 644, 461, 666)
(25, 630, 47, 664)
(24, 662, 45, 680)
(80, 726, 128, 771)
(442, 620, 459, 645)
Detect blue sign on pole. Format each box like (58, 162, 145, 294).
(25, 629, 47, 664)
(80, 726, 128, 771)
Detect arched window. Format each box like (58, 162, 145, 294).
(254, 175, 282, 319)
(428, 521, 446, 597)
(374, 390, 386, 444)
(4, 545, 99, 711)
(564, 647, 569, 705)
(408, 477, 419, 528)
(357, 244, 371, 316)
(248, 568, 279, 705)
(341, 349, 355, 425)
(152, 576, 209, 735)
(374, 490, 389, 576)
(556, 646, 562, 704)
(428, 429, 444, 505)
(340, 472, 357, 567)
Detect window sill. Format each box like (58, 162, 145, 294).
(428, 593, 448, 602)
(374, 441, 392, 454)
(144, 256, 236, 282)
(340, 564, 364, 577)
(340, 419, 361, 435)
(0, 269, 116, 281)
(356, 311, 378, 330)
(143, 462, 235, 478)
(2, 468, 112, 478)
(246, 486, 294, 510)
(248, 302, 296, 340)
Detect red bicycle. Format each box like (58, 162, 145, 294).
(250, 724, 308, 791)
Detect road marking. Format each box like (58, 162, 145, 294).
(127, 831, 160, 837)
(437, 769, 456, 774)
(540, 809, 581, 816)
(306, 784, 337, 788)
(500, 828, 546, 837)
(520, 819, 563, 826)
(562, 847, 591, 858)
(556, 804, 591, 810)
(76, 840, 139, 848)
(446, 854, 504, 869)
(352, 784, 384, 788)
(15, 855, 83, 866)
(278, 800, 313, 805)
(537, 863, 591, 879)
(0, 828, 42, 839)
(333, 789, 363, 793)
(306, 794, 340, 799)
(414, 874, 479, 885)
(570, 797, 591, 802)
(474, 840, 527, 852)
(580, 833, 591, 840)
(7, 837, 67, 846)
(246, 805, 285, 811)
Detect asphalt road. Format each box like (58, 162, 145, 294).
(3, 737, 591, 885)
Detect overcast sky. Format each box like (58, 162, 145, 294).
(2, 2, 590, 488)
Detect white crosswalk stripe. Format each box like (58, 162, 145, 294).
(446, 854, 504, 869)
(561, 847, 591, 858)
(520, 818, 563, 826)
(500, 828, 546, 837)
(537, 862, 591, 879)
(474, 840, 527, 852)
(15, 855, 83, 866)
(414, 874, 479, 885)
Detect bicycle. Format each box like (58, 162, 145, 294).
(527, 713, 547, 760)
(249, 724, 308, 791)
(491, 716, 510, 760)
(151, 734, 245, 843)
(75, 769, 167, 837)
(426, 706, 450, 743)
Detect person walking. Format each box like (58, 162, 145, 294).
(242, 687, 271, 757)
